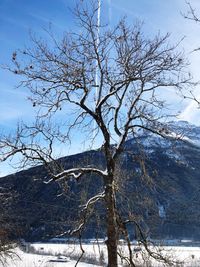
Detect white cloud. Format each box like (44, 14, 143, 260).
(178, 96, 200, 126)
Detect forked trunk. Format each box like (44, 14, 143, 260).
(105, 178, 118, 267)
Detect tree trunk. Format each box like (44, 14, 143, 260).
(105, 178, 118, 267)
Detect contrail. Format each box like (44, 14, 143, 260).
(95, 0, 101, 100)
(97, 0, 101, 30)
(92, 0, 101, 141)
(108, 0, 112, 25)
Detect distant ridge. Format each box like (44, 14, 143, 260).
(1, 120, 200, 241)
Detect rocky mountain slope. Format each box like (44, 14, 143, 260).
(1, 120, 200, 241)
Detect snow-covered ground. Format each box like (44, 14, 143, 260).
(2, 242, 200, 267)
(0, 247, 99, 267)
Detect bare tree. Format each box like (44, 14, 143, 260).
(183, 2, 200, 24)
(0, 1, 192, 266)
(181, 1, 200, 106)
(0, 189, 19, 266)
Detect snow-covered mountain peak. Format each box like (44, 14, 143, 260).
(167, 120, 200, 142)
(126, 120, 200, 152)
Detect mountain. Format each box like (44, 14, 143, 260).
(1, 120, 200, 241)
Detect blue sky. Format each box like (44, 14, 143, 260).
(1, 0, 200, 175)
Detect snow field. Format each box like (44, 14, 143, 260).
(0, 247, 99, 267)
(2, 243, 200, 267)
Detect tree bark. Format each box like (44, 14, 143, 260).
(105, 178, 118, 267)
